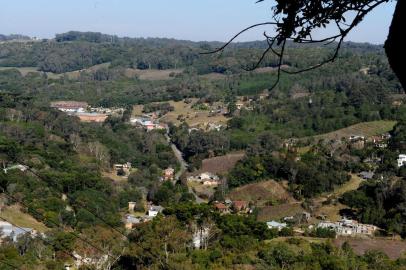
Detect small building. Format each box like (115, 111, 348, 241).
(232, 201, 249, 213)
(148, 205, 164, 217)
(213, 203, 228, 214)
(187, 172, 220, 184)
(266, 221, 287, 231)
(398, 154, 406, 167)
(114, 162, 132, 176)
(124, 215, 141, 230)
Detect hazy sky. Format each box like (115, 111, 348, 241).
(0, 0, 396, 44)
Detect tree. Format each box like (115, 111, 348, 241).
(206, 0, 405, 91)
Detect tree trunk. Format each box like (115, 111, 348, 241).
(385, 0, 405, 90)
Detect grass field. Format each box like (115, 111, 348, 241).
(312, 174, 365, 222)
(311, 120, 397, 141)
(134, 99, 229, 127)
(0, 204, 48, 232)
(0, 66, 39, 75)
(124, 68, 183, 80)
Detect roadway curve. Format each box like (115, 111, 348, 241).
(165, 132, 205, 204)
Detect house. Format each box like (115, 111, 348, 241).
(0, 221, 34, 242)
(213, 203, 229, 214)
(187, 172, 220, 183)
(318, 217, 378, 236)
(114, 162, 132, 176)
(199, 172, 219, 181)
(163, 167, 175, 181)
(124, 215, 141, 229)
(148, 205, 164, 217)
(398, 154, 406, 167)
(232, 201, 249, 213)
(266, 221, 287, 231)
(359, 171, 374, 180)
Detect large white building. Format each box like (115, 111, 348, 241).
(318, 217, 378, 236)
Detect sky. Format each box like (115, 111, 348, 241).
(0, 0, 397, 44)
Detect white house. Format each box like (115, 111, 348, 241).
(266, 221, 287, 231)
(398, 154, 406, 167)
(148, 205, 164, 217)
(188, 172, 220, 183)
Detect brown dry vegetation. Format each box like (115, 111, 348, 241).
(311, 120, 397, 141)
(257, 203, 305, 222)
(229, 180, 296, 207)
(333, 238, 406, 259)
(195, 152, 245, 175)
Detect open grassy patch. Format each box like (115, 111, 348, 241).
(0, 204, 48, 232)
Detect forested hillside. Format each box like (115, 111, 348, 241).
(1, 31, 406, 269)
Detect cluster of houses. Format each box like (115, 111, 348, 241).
(188, 122, 224, 133)
(213, 200, 250, 214)
(187, 172, 220, 187)
(318, 217, 378, 237)
(50, 101, 124, 123)
(124, 202, 164, 230)
(348, 133, 390, 150)
(130, 116, 166, 131)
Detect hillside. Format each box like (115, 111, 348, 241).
(229, 180, 296, 206)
